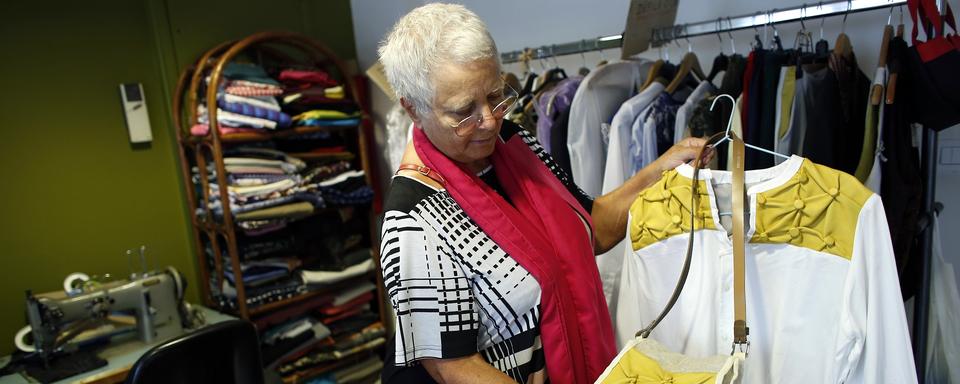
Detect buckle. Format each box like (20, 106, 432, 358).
(416, 166, 432, 176)
(730, 341, 750, 356)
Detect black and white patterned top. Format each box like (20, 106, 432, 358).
(379, 121, 593, 383)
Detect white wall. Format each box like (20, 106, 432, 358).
(351, 0, 959, 281)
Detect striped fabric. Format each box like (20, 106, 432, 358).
(379, 124, 592, 383)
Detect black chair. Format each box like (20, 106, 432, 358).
(125, 320, 265, 384)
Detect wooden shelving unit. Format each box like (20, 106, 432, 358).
(170, 31, 387, 380)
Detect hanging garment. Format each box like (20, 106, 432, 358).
(673, 81, 716, 143)
(385, 103, 413, 173)
(855, 67, 888, 190)
(534, 77, 582, 154)
(748, 50, 789, 170)
(567, 60, 651, 197)
(614, 155, 916, 383)
(597, 82, 665, 315)
(773, 66, 797, 161)
(903, 0, 960, 130)
(880, 35, 924, 294)
(924, 214, 960, 383)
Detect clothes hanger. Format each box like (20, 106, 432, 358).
(752, 12, 765, 50)
(578, 40, 590, 76)
(707, 18, 730, 82)
(887, 5, 905, 105)
(768, 10, 785, 52)
(666, 31, 706, 94)
(871, 7, 895, 105)
(793, 5, 814, 55)
(531, 46, 567, 95)
(834, 0, 854, 61)
(641, 31, 666, 91)
(709, 94, 791, 160)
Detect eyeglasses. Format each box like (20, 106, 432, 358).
(444, 84, 519, 137)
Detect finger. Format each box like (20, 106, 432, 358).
(680, 137, 708, 148)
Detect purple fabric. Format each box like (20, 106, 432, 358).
(533, 77, 583, 154)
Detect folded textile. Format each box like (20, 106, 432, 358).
(225, 84, 284, 97)
(240, 220, 288, 236)
(225, 157, 303, 174)
(301, 259, 374, 285)
(302, 356, 383, 384)
(319, 293, 373, 318)
(223, 257, 301, 286)
(331, 282, 376, 307)
(198, 105, 277, 129)
(326, 312, 379, 338)
(223, 63, 280, 85)
(235, 201, 315, 221)
(278, 323, 386, 375)
(240, 235, 297, 260)
(218, 98, 292, 127)
(263, 317, 331, 346)
(297, 118, 361, 127)
(282, 86, 345, 104)
(223, 94, 281, 111)
(190, 124, 263, 136)
(218, 274, 306, 309)
(292, 110, 361, 121)
(230, 174, 299, 187)
(279, 69, 338, 88)
(224, 147, 306, 167)
(224, 165, 286, 175)
(320, 304, 371, 325)
(255, 293, 335, 330)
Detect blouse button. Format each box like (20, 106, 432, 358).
(672, 215, 682, 225)
(789, 228, 801, 238)
(829, 187, 840, 197)
(794, 200, 805, 210)
(662, 189, 672, 199)
(757, 195, 767, 205)
(824, 236, 836, 247)
(799, 173, 809, 183)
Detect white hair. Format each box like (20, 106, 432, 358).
(378, 3, 499, 116)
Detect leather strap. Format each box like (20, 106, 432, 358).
(731, 132, 749, 349)
(396, 164, 446, 186)
(637, 132, 724, 338)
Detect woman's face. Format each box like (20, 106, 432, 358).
(412, 57, 503, 172)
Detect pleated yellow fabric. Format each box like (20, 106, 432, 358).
(601, 349, 717, 384)
(751, 159, 872, 260)
(630, 170, 716, 252)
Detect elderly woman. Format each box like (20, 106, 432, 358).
(377, 4, 706, 384)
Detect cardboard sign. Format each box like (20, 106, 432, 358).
(621, 0, 679, 58)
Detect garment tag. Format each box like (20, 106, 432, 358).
(621, 0, 679, 57)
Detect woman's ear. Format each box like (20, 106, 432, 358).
(399, 98, 422, 124)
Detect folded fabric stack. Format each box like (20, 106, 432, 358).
(193, 148, 328, 228)
(193, 63, 293, 136)
(280, 68, 345, 104)
(277, 323, 386, 378)
(291, 109, 362, 127)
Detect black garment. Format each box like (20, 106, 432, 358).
(795, 54, 869, 176)
(750, 50, 790, 169)
(478, 165, 512, 205)
(744, 49, 766, 167)
(706, 54, 747, 169)
(550, 108, 574, 180)
(903, 32, 960, 130)
(881, 36, 924, 299)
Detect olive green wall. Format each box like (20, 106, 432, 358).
(0, 0, 356, 356)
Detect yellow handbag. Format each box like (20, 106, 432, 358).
(595, 132, 749, 384)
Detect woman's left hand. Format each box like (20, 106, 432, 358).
(652, 137, 713, 174)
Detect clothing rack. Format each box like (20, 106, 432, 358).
(502, 0, 944, 382)
(500, 0, 906, 64)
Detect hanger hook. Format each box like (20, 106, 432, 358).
(842, 0, 852, 32)
(709, 94, 738, 142)
(685, 24, 693, 53)
(800, 4, 807, 31)
(727, 17, 736, 54)
(818, 2, 826, 40)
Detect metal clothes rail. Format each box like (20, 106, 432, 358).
(500, 0, 907, 64)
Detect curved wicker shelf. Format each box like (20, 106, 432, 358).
(170, 31, 384, 331)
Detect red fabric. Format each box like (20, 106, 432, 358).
(740, 52, 756, 132)
(190, 124, 263, 136)
(909, 0, 960, 57)
(279, 69, 338, 88)
(413, 127, 615, 383)
(318, 291, 374, 316)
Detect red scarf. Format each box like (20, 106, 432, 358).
(413, 127, 616, 383)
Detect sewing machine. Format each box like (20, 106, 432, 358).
(23, 267, 188, 365)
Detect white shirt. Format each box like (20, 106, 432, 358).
(567, 60, 650, 198)
(615, 155, 916, 384)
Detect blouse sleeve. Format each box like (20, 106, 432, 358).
(379, 208, 481, 365)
